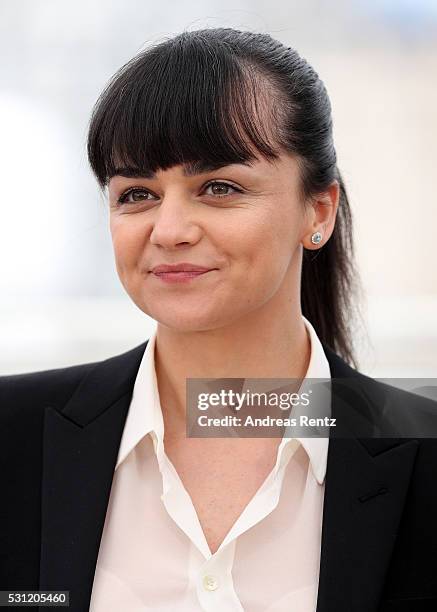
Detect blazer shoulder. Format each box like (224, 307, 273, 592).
(0, 360, 96, 424)
(350, 363, 437, 420)
(323, 343, 437, 445)
(324, 342, 436, 412)
(0, 341, 149, 423)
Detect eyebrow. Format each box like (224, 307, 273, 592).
(109, 159, 255, 180)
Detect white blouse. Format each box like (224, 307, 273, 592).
(89, 317, 331, 612)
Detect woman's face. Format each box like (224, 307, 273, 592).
(107, 152, 336, 331)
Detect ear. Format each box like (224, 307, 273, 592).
(301, 180, 340, 250)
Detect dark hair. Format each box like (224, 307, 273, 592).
(87, 28, 362, 367)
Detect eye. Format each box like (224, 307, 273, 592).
(203, 181, 241, 198)
(115, 180, 242, 207)
(117, 187, 155, 205)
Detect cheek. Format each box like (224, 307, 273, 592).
(110, 220, 145, 271)
(240, 206, 300, 271)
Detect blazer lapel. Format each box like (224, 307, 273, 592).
(316, 346, 419, 612)
(39, 341, 148, 612)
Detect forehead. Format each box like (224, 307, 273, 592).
(108, 159, 257, 181)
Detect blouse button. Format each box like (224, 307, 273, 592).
(203, 575, 219, 591)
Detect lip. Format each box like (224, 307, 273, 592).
(151, 270, 214, 283)
(151, 263, 214, 273)
(149, 263, 218, 284)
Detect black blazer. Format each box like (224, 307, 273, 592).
(1, 340, 437, 612)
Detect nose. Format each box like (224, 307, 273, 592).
(149, 190, 202, 249)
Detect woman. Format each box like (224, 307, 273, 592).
(1, 28, 437, 612)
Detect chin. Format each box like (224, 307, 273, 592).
(156, 314, 225, 333)
(143, 303, 236, 333)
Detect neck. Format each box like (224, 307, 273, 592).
(154, 288, 311, 433)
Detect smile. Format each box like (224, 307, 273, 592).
(150, 270, 214, 283)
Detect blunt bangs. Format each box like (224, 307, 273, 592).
(87, 29, 285, 188)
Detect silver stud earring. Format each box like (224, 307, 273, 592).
(311, 231, 323, 245)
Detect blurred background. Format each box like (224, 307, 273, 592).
(1, 0, 436, 376)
